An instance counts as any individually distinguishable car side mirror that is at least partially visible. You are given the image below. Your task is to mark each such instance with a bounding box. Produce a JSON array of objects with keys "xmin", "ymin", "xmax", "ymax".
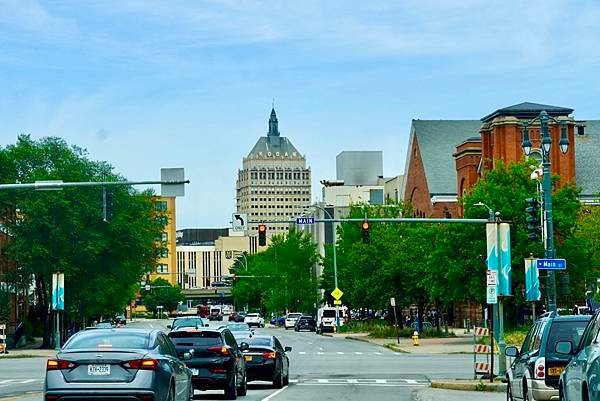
[
  {"xmin": 240, "ymin": 342, "xmax": 249, "ymax": 351},
  {"xmin": 505, "ymin": 346, "xmax": 519, "ymax": 357},
  {"xmin": 181, "ymin": 351, "xmax": 192, "ymax": 361},
  {"xmin": 556, "ymin": 341, "xmax": 573, "ymax": 355},
  {"xmin": 166, "ymin": 324, "xmax": 172, "ymax": 329},
  {"xmin": 285, "ymin": 346, "xmax": 292, "ymax": 352}
]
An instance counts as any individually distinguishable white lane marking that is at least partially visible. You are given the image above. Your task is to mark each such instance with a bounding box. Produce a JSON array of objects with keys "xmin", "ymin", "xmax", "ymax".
[
  {"xmin": 317, "ymin": 379, "xmax": 329, "ymax": 383},
  {"xmin": 296, "ymin": 383, "xmax": 427, "ymax": 387},
  {"xmin": 319, "ymin": 347, "xmax": 324, "ymax": 351},
  {"xmin": 317, "ymin": 352, "xmax": 324, "ymax": 355},
  {"xmin": 299, "ymin": 352, "xmax": 306, "ymax": 355},
  {"xmin": 348, "ymin": 379, "xmax": 359, "ymax": 384},
  {"xmin": 336, "ymin": 351, "xmax": 344, "ymax": 355},
  {"xmin": 261, "ymin": 385, "xmax": 289, "ymax": 401},
  {"xmin": 405, "ymin": 379, "xmax": 419, "ymax": 384},
  {"xmin": 375, "ymin": 379, "xmax": 386, "ymax": 384},
  {"xmin": 374, "ymin": 352, "xmax": 383, "ymax": 355},
  {"xmin": 19, "ymin": 379, "xmax": 36, "ymax": 383},
  {"xmin": 289, "ymin": 379, "xmax": 299, "ymax": 383},
  {"xmin": 308, "ymin": 342, "xmax": 313, "ymax": 345},
  {"xmin": 354, "ymin": 352, "xmax": 363, "ymax": 355}
]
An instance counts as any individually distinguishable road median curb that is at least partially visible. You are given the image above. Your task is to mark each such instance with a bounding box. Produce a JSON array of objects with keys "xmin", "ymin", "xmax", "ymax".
[
  {"xmin": 382, "ymin": 343, "xmax": 410, "ymax": 353},
  {"xmin": 430, "ymin": 380, "xmax": 506, "ymax": 392}
]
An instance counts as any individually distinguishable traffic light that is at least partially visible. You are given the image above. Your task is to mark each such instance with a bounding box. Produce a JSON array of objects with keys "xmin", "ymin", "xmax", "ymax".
[
  {"xmin": 102, "ymin": 187, "xmax": 113, "ymax": 222},
  {"xmin": 361, "ymin": 220, "xmax": 370, "ymax": 244},
  {"xmin": 258, "ymin": 224, "xmax": 267, "ymax": 246},
  {"xmin": 525, "ymin": 197, "xmax": 540, "ymax": 240}
]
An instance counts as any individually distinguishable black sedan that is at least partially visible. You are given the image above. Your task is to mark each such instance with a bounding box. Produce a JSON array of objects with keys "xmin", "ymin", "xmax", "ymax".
[
  {"xmin": 44, "ymin": 328, "xmax": 193, "ymax": 401},
  {"xmin": 294, "ymin": 316, "xmax": 316, "ymax": 332},
  {"xmin": 243, "ymin": 335, "xmax": 291, "ymax": 388}
]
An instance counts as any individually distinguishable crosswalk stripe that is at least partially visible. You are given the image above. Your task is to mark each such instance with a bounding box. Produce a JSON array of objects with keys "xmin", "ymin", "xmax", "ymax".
[
  {"xmin": 374, "ymin": 352, "xmax": 383, "ymax": 355},
  {"xmin": 299, "ymin": 352, "xmax": 306, "ymax": 355},
  {"xmin": 317, "ymin": 352, "xmax": 324, "ymax": 355},
  {"xmin": 354, "ymin": 352, "xmax": 363, "ymax": 355}
]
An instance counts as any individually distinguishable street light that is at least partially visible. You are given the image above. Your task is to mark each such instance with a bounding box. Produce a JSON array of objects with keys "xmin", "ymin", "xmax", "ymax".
[
  {"xmin": 521, "ymin": 110, "xmax": 570, "ymax": 313},
  {"xmin": 473, "ymin": 202, "xmax": 496, "ymax": 222},
  {"xmin": 304, "ymin": 204, "xmax": 341, "ymax": 328}
]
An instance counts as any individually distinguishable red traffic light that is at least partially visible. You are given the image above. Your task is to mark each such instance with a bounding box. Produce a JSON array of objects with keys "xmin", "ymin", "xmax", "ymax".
[
  {"xmin": 362, "ymin": 221, "xmax": 370, "ymax": 230},
  {"xmin": 258, "ymin": 224, "xmax": 266, "ymax": 232}
]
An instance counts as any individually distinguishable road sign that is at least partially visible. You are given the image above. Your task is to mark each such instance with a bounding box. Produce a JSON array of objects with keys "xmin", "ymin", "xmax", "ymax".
[
  {"xmin": 390, "ymin": 297, "xmax": 396, "ymax": 307},
  {"xmin": 333, "ymin": 300, "xmax": 342, "ymax": 305},
  {"xmin": 145, "ymin": 284, "xmax": 151, "ymax": 291},
  {"xmin": 295, "ymin": 216, "xmax": 315, "ymax": 225},
  {"xmin": 232, "ymin": 213, "xmax": 248, "ymax": 231},
  {"xmin": 486, "ymin": 270, "xmax": 497, "ymax": 286},
  {"xmin": 486, "ymin": 286, "xmax": 498, "ymax": 304},
  {"xmin": 0, "ymin": 324, "xmax": 5, "ymax": 330},
  {"xmin": 536, "ymin": 258, "xmax": 567, "ymax": 270},
  {"xmin": 161, "ymin": 168, "xmax": 186, "ymax": 197},
  {"xmin": 331, "ymin": 287, "xmax": 343, "ymax": 300}
]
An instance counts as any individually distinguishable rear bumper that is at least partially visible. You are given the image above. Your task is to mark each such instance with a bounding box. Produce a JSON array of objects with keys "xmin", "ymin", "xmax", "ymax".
[
  {"xmin": 530, "ymin": 378, "xmax": 559, "ymax": 401},
  {"xmin": 247, "ymin": 362, "xmax": 276, "ymax": 381},
  {"xmin": 191, "ymin": 374, "xmax": 228, "ymax": 390},
  {"xmin": 44, "ymin": 389, "xmax": 155, "ymax": 401}
]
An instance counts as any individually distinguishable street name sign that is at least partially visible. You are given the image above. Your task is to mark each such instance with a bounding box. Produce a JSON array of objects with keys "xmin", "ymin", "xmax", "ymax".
[
  {"xmin": 331, "ymin": 287, "xmax": 344, "ymax": 300},
  {"xmin": 536, "ymin": 258, "xmax": 567, "ymax": 270},
  {"xmin": 486, "ymin": 286, "xmax": 498, "ymax": 304},
  {"xmin": 295, "ymin": 217, "xmax": 315, "ymax": 225},
  {"xmin": 232, "ymin": 213, "xmax": 248, "ymax": 231}
]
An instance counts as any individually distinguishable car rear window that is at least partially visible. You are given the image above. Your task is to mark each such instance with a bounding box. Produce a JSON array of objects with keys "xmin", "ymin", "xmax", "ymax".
[
  {"xmin": 228, "ymin": 324, "xmax": 250, "ymax": 331},
  {"xmin": 168, "ymin": 331, "xmax": 222, "ymax": 346},
  {"xmin": 248, "ymin": 337, "xmax": 272, "ymax": 346},
  {"xmin": 173, "ymin": 319, "xmax": 203, "ymax": 328},
  {"xmin": 246, "ymin": 313, "xmax": 259, "ymax": 317},
  {"xmin": 322, "ymin": 310, "xmax": 336, "ymax": 317},
  {"xmin": 288, "ymin": 313, "xmax": 302, "ymax": 318},
  {"xmin": 65, "ymin": 332, "xmax": 148, "ymax": 349},
  {"xmin": 546, "ymin": 320, "xmax": 588, "ymax": 354}
]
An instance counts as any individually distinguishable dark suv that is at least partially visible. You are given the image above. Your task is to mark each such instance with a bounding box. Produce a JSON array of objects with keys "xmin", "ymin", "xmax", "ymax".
[
  {"xmin": 168, "ymin": 327, "xmax": 249, "ymax": 400},
  {"xmin": 505, "ymin": 312, "xmax": 591, "ymax": 401},
  {"xmin": 294, "ymin": 316, "xmax": 316, "ymax": 332}
]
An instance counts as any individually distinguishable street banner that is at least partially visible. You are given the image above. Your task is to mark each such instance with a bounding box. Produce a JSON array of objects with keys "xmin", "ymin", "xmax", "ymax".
[
  {"xmin": 52, "ymin": 273, "xmax": 65, "ymax": 311},
  {"xmin": 525, "ymin": 258, "xmax": 541, "ymax": 301},
  {"xmin": 486, "ymin": 223, "xmax": 512, "ymax": 296}
]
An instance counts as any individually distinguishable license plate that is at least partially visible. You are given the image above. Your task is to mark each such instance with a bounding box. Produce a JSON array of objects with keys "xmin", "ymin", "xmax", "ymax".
[
  {"xmin": 244, "ymin": 355, "xmax": 253, "ymax": 361},
  {"xmin": 548, "ymin": 367, "xmax": 564, "ymax": 376},
  {"xmin": 191, "ymin": 368, "xmax": 199, "ymax": 376},
  {"xmin": 87, "ymin": 364, "xmax": 110, "ymax": 376}
]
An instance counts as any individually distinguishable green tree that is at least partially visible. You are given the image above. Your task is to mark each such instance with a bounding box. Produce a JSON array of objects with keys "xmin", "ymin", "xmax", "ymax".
[
  {"xmin": 0, "ymin": 135, "xmax": 164, "ymax": 345},
  {"xmin": 0, "ymin": 288, "xmax": 10, "ymax": 323},
  {"xmin": 142, "ymin": 278, "xmax": 185, "ymax": 316},
  {"xmin": 232, "ymin": 229, "xmax": 320, "ymax": 316}
]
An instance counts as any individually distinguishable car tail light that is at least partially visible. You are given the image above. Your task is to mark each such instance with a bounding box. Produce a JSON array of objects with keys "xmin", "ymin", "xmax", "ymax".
[
  {"xmin": 535, "ymin": 357, "xmax": 545, "ymax": 379},
  {"xmin": 46, "ymin": 359, "xmax": 77, "ymax": 370},
  {"xmin": 207, "ymin": 346, "xmax": 230, "ymax": 356},
  {"xmin": 262, "ymin": 352, "xmax": 277, "ymax": 359},
  {"xmin": 211, "ymin": 368, "xmax": 227, "ymax": 373},
  {"xmin": 139, "ymin": 395, "xmax": 154, "ymax": 401},
  {"xmin": 124, "ymin": 359, "xmax": 159, "ymax": 370},
  {"xmin": 45, "ymin": 395, "xmax": 60, "ymax": 401}
]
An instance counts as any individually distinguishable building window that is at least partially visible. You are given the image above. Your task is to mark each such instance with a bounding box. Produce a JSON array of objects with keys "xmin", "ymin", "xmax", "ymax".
[
  {"xmin": 155, "ymin": 201, "xmax": 168, "ymax": 211},
  {"xmin": 157, "ymin": 263, "xmax": 168, "ymax": 273},
  {"xmin": 158, "ymin": 248, "xmax": 169, "ymax": 258},
  {"xmin": 156, "ymin": 216, "xmax": 169, "ymax": 226}
]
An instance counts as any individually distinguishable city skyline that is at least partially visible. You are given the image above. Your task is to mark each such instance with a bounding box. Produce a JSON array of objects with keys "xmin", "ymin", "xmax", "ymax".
[{"xmin": 1, "ymin": 1, "xmax": 600, "ymax": 228}]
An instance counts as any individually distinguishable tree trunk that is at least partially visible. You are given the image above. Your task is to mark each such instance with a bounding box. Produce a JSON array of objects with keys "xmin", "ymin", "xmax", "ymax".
[{"xmin": 38, "ymin": 275, "xmax": 52, "ymax": 348}]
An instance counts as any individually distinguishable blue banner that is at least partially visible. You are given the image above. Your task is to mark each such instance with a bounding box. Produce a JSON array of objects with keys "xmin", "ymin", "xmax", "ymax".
[
  {"xmin": 486, "ymin": 223, "xmax": 512, "ymax": 296},
  {"xmin": 525, "ymin": 258, "xmax": 541, "ymax": 301},
  {"xmin": 52, "ymin": 273, "xmax": 65, "ymax": 311}
]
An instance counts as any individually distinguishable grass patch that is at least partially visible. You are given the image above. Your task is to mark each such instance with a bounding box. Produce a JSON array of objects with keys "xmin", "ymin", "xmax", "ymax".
[
  {"xmin": 504, "ymin": 324, "xmax": 532, "ymax": 346},
  {"xmin": 338, "ymin": 320, "xmax": 456, "ymax": 338}
]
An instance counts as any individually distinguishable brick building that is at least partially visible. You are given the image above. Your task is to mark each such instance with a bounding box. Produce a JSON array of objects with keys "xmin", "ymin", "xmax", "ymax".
[{"xmin": 402, "ymin": 102, "xmax": 600, "ymax": 217}]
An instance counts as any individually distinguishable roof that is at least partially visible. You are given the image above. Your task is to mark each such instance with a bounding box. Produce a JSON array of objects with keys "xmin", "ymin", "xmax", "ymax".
[
  {"xmin": 575, "ymin": 120, "xmax": 600, "ymax": 197},
  {"xmin": 409, "ymin": 120, "xmax": 482, "ymax": 195},
  {"xmin": 482, "ymin": 102, "xmax": 574, "ymax": 123},
  {"xmin": 248, "ymin": 136, "xmax": 301, "ymax": 158}
]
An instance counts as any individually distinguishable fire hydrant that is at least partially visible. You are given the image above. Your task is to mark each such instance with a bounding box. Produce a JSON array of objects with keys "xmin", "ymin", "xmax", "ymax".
[
  {"xmin": 333, "ymin": 324, "xmax": 337, "ymax": 334},
  {"xmin": 412, "ymin": 330, "xmax": 420, "ymax": 346}
]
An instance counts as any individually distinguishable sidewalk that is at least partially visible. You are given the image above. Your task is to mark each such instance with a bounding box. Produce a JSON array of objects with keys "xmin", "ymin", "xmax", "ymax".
[{"xmin": 326, "ymin": 330, "xmax": 477, "ymax": 354}]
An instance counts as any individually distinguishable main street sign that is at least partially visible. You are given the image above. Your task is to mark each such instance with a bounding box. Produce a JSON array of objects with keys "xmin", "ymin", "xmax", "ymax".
[
  {"xmin": 331, "ymin": 287, "xmax": 344, "ymax": 300},
  {"xmin": 296, "ymin": 217, "xmax": 315, "ymax": 225},
  {"xmin": 536, "ymin": 258, "xmax": 567, "ymax": 270}
]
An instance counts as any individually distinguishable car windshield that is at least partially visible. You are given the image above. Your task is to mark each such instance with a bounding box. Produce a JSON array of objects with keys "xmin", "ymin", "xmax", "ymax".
[
  {"xmin": 96, "ymin": 322, "xmax": 113, "ymax": 329},
  {"xmin": 287, "ymin": 313, "xmax": 302, "ymax": 318},
  {"xmin": 546, "ymin": 320, "xmax": 589, "ymax": 354},
  {"xmin": 169, "ymin": 331, "xmax": 222, "ymax": 346},
  {"xmin": 65, "ymin": 331, "xmax": 149, "ymax": 349},
  {"xmin": 173, "ymin": 318, "xmax": 203, "ymax": 328},
  {"xmin": 248, "ymin": 337, "xmax": 272, "ymax": 347},
  {"xmin": 228, "ymin": 323, "xmax": 251, "ymax": 331}
]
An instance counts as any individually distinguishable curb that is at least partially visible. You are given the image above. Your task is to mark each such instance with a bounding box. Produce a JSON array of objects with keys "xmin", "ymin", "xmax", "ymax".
[
  {"xmin": 344, "ymin": 336, "xmax": 371, "ymax": 343},
  {"xmin": 430, "ymin": 380, "xmax": 506, "ymax": 393},
  {"xmin": 383, "ymin": 343, "xmax": 410, "ymax": 353},
  {"xmin": 321, "ymin": 333, "xmax": 334, "ymax": 337}
]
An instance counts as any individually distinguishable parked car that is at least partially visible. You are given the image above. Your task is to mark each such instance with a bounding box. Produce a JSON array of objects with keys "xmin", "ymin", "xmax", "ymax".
[
  {"xmin": 242, "ymin": 335, "xmax": 291, "ymax": 388},
  {"xmin": 168, "ymin": 326, "xmax": 248, "ymax": 400},
  {"xmin": 294, "ymin": 316, "xmax": 316, "ymax": 332},
  {"xmin": 504, "ymin": 312, "xmax": 590, "ymax": 401},
  {"xmin": 284, "ymin": 313, "xmax": 302, "ymax": 330},
  {"xmin": 558, "ymin": 310, "xmax": 600, "ymax": 401},
  {"xmin": 244, "ymin": 313, "xmax": 265, "ymax": 328},
  {"xmin": 114, "ymin": 315, "xmax": 127, "ymax": 325},
  {"xmin": 44, "ymin": 328, "xmax": 193, "ymax": 401},
  {"xmin": 209, "ymin": 307, "xmax": 224, "ymax": 321},
  {"xmin": 95, "ymin": 321, "xmax": 114, "ymax": 329},
  {"xmin": 229, "ymin": 312, "xmax": 239, "ymax": 322},
  {"xmin": 168, "ymin": 316, "xmax": 208, "ymax": 331},
  {"xmin": 227, "ymin": 323, "xmax": 254, "ymax": 342},
  {"xmin": 270, "ymin": 316, "xmax": 286, "ymax": 326}
]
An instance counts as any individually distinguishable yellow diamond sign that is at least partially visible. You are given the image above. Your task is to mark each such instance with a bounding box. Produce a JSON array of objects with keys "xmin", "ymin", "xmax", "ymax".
[{"xmin": 331, "ymin": 287, "xmax": 343, "ymax": 300}]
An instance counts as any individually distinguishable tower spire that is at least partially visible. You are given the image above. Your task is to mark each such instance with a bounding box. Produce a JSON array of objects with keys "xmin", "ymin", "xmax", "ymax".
[{"xmin": 268, "ymin": 106, "xmax": 279, "ymax": 136}]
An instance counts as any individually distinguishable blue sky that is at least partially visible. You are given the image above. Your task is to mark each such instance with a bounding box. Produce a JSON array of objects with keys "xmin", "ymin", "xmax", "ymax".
[{"xmin": 1, "ymin": 0, "xmax": 600, "ymax": 228}]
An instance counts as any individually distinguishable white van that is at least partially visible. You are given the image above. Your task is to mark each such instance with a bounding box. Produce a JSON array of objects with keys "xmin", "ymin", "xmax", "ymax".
[{"xmin": 317, "ymin": 306, "xmax": 347, "ymax": 333}]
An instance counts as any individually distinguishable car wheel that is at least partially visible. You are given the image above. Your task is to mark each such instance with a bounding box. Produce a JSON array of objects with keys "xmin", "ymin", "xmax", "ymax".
[
  {"xmin": 188, "ymin": 383, "xmax": 194, "ymax": 401},
  {"xmin": 283, "ymin": 369, "xmax": 289, "ymax": 386},
  {"xmin": 273, "ymin": 368, "xmax": 284, "ymax": 389},
  {"xmin": 506, "ymin": 380, "xmax": 513, "ymax": 401},
  {"xmin": 523, "ymin": 382, "xmax": 530, "ymax": 401},
  {"xmin": 237, "ymin": 372, "xmax": 247, "ymax": 396},
  {"xmin": 166, "ymin": 385, "xmax": 175, "ymax": 401},
  {"xmin": 224, "ymin": 372, "xmax": 237, "ymax": 400}
]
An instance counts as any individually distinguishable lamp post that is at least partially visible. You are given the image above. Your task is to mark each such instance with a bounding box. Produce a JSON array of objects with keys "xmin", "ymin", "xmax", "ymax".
[
  {"xmin": 305, "ymin": 204, "xmax": 340, "ymax": 328},
  {"xmin": 521, "ymin": 111, "xmax": 570, "ymax": 313},
  {"xmin": 474, "ymin": 202, "xmax": 506, "ymax": 376}
]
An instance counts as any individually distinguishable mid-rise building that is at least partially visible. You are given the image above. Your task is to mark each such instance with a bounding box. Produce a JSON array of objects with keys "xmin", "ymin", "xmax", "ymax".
[
  {"xmin": 236, "ymin": 108, "xmax": 311, "ymax": 234},
  {"xmin": 150, "ymin": 196, "xmax": 177, "ymax": 285}
]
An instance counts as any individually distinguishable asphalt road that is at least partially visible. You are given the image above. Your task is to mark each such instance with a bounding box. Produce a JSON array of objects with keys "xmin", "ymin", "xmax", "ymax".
[{"xmin": 0, "ymin": 318, "xmax": 504, "ymax": 401}]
